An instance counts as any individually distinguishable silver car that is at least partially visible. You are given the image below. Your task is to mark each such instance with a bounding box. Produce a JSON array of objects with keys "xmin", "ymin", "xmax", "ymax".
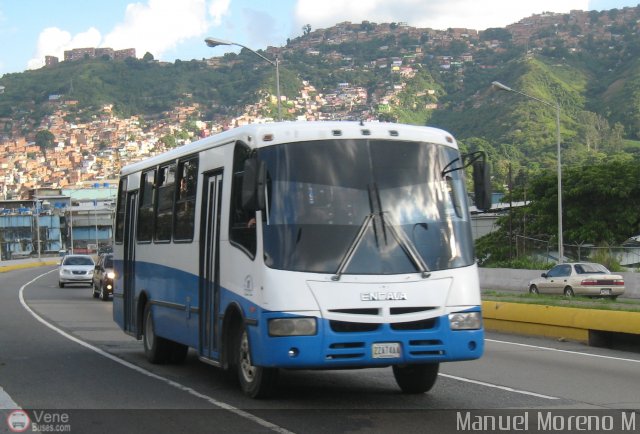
[
  {"xmin": 59, "ymin": 254, "xmax": 95, "ymax": 288},
  {"xmin": 528, "ymin": 262, "xmax": 625, "ymax": 299}
]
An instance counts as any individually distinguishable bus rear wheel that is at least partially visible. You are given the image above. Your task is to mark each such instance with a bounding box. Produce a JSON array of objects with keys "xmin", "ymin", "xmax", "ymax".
[
  {"xmin": 236, "ymin": 324, "xmax": 278, "ymax": 399},
  {"xmin": 142, "ymin": 303, "xmax": 189, "ymax": 364},
  {"xmin": 393, "ymin": 363, "xmax": 439, "ymax": 394},
  {"xmin": 143, "ymin": 303, "xmax": 172, "ymax": 364}
]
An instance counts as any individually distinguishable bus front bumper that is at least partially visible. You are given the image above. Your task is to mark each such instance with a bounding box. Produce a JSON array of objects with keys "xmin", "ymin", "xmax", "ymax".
[{"xmin": 249, "ymin": 311, "xmax": 484, "ymax": 369}]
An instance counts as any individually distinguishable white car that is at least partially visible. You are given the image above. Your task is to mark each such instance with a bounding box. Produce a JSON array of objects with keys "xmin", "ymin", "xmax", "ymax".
[
  {"xmin": 528, "ymin": 262, "xmax": 625, "ymax": 299},
  {"xmin": 59, "ymin": 254, "xmax": 95, "ymax": 288}
]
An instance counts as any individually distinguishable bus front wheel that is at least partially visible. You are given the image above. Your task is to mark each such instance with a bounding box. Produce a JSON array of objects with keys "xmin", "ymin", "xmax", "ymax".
[
  {"xmin": 236, "ymin": 324, "xmax": 278, "ymax": 399},
  {"xmin": 393, "ymin": 363, "xmax": 439, "ymax": 394}
]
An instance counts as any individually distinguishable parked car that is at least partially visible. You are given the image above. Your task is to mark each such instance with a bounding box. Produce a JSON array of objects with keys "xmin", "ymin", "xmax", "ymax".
[
  {"xmin": 59, "ymin": 254, "xmax": 95, "ymax": 288},
  {"xmin": 528, "ymin": 262, "xmax": 624, "ymax": 299},
  {"xmin": 92, "ymin": 253, "xmax": 114, "ymax": 301}
]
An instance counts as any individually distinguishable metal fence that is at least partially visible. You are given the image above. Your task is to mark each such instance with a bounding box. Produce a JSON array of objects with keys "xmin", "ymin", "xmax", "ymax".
[{"xmin": 515, "ymin": 235, "xmax": 640, "ymax": 270}]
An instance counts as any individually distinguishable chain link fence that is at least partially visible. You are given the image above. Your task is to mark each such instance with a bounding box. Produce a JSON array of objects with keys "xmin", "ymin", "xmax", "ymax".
[{"xmin": 515, "ymin": 235, "xmax": 640, "ymax": 271}]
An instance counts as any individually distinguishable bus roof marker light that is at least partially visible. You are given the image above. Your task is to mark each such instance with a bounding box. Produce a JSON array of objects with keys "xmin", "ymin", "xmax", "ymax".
[{"xmin": 262, "ymin": 134, "xmax": 274, "ymax": 142}]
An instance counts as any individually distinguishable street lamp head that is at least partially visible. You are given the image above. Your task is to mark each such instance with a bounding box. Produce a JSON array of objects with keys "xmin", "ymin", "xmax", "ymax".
[
  {"xmin": 491, "ymin": 81, "xmax": 513, "ymax": 92},
  {"xmin": 204, "ymin": 37, "xmax": 234, "ymax": 48},
  {"xmin": 204, "ymin": 35, "xmax": 281, "ymax": 121}
]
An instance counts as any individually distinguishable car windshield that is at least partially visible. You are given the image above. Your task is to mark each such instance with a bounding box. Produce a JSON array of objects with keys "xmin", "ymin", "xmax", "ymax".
[
  {"xmin": 63, "ymin": 256, "xmax": 94, "ymax": 266},
  {"xmin": 575, "ymin": 263, "xmax": 609, "ymax": 274},
  {"xmin": 104, "ymin": 256, "xmax": 113, "ymax": 268},
  {"xmin": 258, "ymin": 138, "xmax": 474, "ymax": 274}
]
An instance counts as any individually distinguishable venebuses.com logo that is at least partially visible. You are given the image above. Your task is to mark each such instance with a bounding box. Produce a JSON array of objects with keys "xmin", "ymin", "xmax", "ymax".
[{"xmin": 6, "ymin": 410, "xmax": 30, "ymax": 433}]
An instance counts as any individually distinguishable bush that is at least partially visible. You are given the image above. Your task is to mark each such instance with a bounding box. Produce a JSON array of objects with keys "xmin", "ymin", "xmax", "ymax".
[
  {"xmin": 481, "ymin": 257, "xmax": 552, "ymax": 270},
  {"xmin": 589, "ymin": 247, "xmax": 624, "ymax": 272}
]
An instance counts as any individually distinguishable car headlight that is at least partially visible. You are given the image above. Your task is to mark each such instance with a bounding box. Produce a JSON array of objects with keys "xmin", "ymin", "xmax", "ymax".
[
  {"xmin": 449, "ymin": 312, "xmax": 482, "ymax": 330},
  {"xmin": 268, "ymin": 317, "xmax": 317, "ymax": 336},
  {"xmin": 107, "ymin": 271, "xmax": 116, "ymax": 279}
]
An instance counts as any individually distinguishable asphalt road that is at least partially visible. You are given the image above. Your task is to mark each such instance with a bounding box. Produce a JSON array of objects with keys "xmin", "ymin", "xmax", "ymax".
[{"xmin": 1, "ymin": 266, "xmax": 639, "ymax": 433}]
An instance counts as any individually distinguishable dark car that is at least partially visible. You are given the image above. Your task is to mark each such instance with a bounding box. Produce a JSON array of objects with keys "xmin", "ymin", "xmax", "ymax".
[{"xmin": 92, "ymin": 253, "xmax": 114, "ymax": 301}]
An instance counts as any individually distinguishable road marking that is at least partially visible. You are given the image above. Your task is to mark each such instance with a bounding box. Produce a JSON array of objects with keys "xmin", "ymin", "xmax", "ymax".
[
  {"xmin": 487, "ymin": 338, "xmax": 640, "ymax": 364},
  {"xmin": 0, "ymin": 386, "xmax": 20, "ymax": 409},
  {"xmin": 438, "ymin": 373, "xmax": 559, "ymax": 400},
  {"xmin": 19, "ymin": 271, "xmax": 295, "ymax": 434}
]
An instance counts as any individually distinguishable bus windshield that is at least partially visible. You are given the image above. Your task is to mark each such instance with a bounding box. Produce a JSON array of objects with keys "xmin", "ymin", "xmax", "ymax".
[{"xmin": 259, "ymin": 139, "xmax": 474, "ymax": 274}]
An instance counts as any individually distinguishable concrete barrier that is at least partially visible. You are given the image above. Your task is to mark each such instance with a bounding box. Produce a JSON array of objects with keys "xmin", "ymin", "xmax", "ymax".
[
  {"xmin": 479, "ymin": 268, "xmax": 640, "ymax": 299},
  {"xmin": 0, "ymin": 258, "xmax": 60, "ymax": 273},
  {"xmin": 482, "ymin": 300, "xmax": 640, "ymax": 343}
]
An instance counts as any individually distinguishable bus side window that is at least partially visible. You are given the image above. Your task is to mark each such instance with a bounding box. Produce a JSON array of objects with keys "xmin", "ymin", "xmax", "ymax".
[
  {"xmin": 229, "ymin": 142, "xmax": 256, "ymax": 257},
  {"xmin": 137, "ymin": 169, "xmax": 156, "ymax": 242},
  {"xmin": 155, "ymin": 163, "xmax": 176, "ymax": 242},
  {"xmin": 114, "ymin": 178, "xmax": 127, "ymax": 244},
  {"xmin": 174, "ymin": 158, "xmax": 198, "ymax": 241}
]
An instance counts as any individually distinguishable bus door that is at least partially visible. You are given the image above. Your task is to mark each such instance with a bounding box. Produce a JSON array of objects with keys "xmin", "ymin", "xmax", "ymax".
[
  {"xmin": 199, "ymin": 170, "xmax": 223, "ymax": 359},
  {"xmin": 123, "ymin": 191, "xmax": 138, "ymax": 336}
]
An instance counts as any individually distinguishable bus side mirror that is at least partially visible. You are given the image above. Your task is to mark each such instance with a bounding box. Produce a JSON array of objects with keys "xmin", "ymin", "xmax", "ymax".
[
  {"xmin": 473, "ymin": 159, "xmax": 492, "ymax": 212},
  {"xmin": 242, "ymin": 159, "xmax": 266, "ymax": 211}
]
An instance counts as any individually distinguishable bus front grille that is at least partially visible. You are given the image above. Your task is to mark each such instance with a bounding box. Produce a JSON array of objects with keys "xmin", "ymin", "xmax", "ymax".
[{"xmin": 330, "ymin": 321, "xmax": 380, "ymax": 333}]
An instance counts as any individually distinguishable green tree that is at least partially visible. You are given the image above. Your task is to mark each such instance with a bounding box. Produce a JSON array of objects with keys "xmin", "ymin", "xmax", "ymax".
[
  {"xmin": 159, "ymin": 135, "xmax": 176, "ymax": 148},
  {"xmin": 35, "ymin": 130, "xmax": 55, "ymax": 151},
  {"xmin": 477, "ymin": 157, "xmax": 640, "ymax": 265}
]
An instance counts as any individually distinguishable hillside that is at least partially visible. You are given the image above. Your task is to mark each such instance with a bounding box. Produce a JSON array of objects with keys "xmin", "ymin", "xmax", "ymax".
[{"xmin": 3, "ymin": 6, "xmax": 640, "ymax": 196}]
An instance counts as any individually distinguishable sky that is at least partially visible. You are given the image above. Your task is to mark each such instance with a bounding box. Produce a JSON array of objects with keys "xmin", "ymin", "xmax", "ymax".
[{"xmin": 0, "ymin": 0, "xmax": 638, "ymax": 76}]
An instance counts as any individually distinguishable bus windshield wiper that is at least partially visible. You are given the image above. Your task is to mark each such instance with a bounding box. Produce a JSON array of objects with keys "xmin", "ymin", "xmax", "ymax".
[
  {"xmin": 380, "ymin": 212, "xmax": 431, "ymax": 279},
  {"xmin": 332, "ymin": 182, "xmax": 431, "ymax": 281},
  {"xmin": 372, "ymin": 180, "xmax": 430, "ymax": 278},
  {"xmin": 331, "ymin": 211, "xmax": 431, "ymax": 281},
  {"xmin": 332, "ymin": 213, "xmax": 375, "ymax": 281}
]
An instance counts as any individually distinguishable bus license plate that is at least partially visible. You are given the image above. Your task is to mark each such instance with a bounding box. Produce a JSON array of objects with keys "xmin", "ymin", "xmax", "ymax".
[
  {"xmin": 372, "ymin": 342, "xmax": 401, "ymax": 359},
  {"xmin": 600, "ymin": 288, "xmax": 612, "ymax": 295}
]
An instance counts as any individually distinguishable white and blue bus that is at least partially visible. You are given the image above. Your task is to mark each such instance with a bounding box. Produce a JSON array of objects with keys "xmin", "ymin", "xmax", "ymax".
[{"xmin": 112, "ymin": 121, "xmax": 491, "ymax": 398}]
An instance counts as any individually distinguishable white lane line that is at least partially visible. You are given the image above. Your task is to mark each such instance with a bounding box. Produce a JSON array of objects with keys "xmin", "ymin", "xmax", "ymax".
[
  {"xmin": 19, "ymin": 271, "xmax": 295, "ymax": 434},
  {"xmin": 487, "ymin": 338, "xmax": 640, "ymax": 364},
  {"xmin": 438, "ymin": 373, "xmax": 559, "ymax": 400},
  {"xmin": 0, "ymin": 386, "xmax": 20, "ymax": 409}
]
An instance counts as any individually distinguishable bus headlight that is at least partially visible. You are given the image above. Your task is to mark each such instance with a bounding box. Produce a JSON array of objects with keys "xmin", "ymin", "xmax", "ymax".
[
  {"xmin": 449, "ymin": 312, "xmax": 482, "ymax": 330},
  {"xmin": 269, "ymin": 318, "xmax": 317, "ymax": 336}
]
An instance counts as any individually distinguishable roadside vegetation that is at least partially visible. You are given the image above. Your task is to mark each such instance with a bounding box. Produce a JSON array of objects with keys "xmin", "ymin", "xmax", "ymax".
[{"xmin": 482, "ymin": 290, "xmax": 640, "ymax": 312}]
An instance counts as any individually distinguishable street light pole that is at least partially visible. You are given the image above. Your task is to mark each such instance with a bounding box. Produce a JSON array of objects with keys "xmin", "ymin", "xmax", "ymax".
[
  {"xmin": 205, "ymin": 37, "xmax": 282, "ymax": 121},
  {"xmin": 69, "ymin": 203, "xmax": 74, "ymax": 254},
  {"xmin": 35, "ymin": 201, "xmax": 41, "ymax": 259},
  {"xmin": 492, "ymin": 81, "xmax": 564, "ymax": 263}
]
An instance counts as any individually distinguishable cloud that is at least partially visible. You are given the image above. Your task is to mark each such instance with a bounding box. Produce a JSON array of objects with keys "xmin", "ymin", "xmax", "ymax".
[
  {"xmin": 103, "ymin": 0, "xmax": 212, "ymax": 59},
  {"xmin": 209, "ymin": 0, "xmax": 232, "ymax": 26},
  {"xmin": 242, "ymin": 8, "xmax": 280, "ymax": 48},
  {"xmin": 293, "ymin": 0, "xmax": 590, "ymax": 32},
  {"xmin": 27, "ymin": 27, "xmax": 102, "ymax": 70},
  {"xmin": 26, "ymin": 0, "xmax": 231, "ymax": 69}
]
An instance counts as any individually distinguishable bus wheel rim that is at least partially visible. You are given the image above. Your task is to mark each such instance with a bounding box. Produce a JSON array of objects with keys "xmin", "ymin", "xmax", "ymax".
[
  {"xmin": 145, "ymin": 310, "xmax": 154, "ymax": 347},
  {"xmin": 240, "ymin": 331, "xmax": 256, "ymax": 382}
]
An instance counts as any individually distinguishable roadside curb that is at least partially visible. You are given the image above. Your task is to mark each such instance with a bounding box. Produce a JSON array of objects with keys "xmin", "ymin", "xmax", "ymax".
[
  {"xmin": 0, "ymin": 260, "xmax": 59, "ymax": 273},
  {"xmin": 482, "ymin": 300, "xmax": 640, "ymax": 343}
]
